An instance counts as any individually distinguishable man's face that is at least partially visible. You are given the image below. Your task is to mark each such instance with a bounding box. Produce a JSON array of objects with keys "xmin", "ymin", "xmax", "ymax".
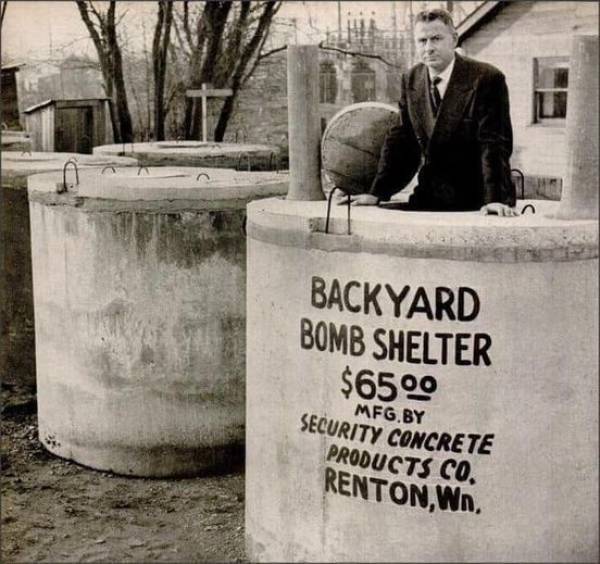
[{"xmin": 414, "ymin": 19, "xmax": 457, "ymax": 74}]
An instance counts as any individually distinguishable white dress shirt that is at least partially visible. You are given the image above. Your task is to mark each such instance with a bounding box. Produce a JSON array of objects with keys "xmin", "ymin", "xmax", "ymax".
[{"xmin": 429, "ymin": 56, "xmax": 456, "ymax": 100}]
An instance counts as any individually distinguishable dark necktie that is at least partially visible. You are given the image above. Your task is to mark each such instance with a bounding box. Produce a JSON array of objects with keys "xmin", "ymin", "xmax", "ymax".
[{"xmin": 431, "ymin": 76, "xmax": 442, "ymax": 114}]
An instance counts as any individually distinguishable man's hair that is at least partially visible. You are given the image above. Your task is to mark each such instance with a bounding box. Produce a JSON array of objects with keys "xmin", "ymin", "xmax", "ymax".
[{"xmin": 414, "ymin": 8, "xmax": 455, "ymax": 30}]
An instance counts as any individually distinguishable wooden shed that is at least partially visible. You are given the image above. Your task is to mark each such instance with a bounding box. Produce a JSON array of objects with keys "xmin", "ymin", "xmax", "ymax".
[
  {"xmin": 23, "ymin": 98, "xmax": 113, "ymax": 153},
  {"xmin": 1, "ymin": 62, "xmax": 24, "ymax": 129}
]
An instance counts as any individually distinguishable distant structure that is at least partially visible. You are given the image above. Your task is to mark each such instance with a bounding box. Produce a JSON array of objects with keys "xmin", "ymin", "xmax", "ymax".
[
  {"xmin": 1, "ymin": 63, "xmax": 25, "ymax": 129},
  {"xmin": 458, "ymin": 0, "xmax": 599, "ymax": 198},
  {"xmin": 24, "ymin": 98, "xmax": 113, "ymax": 153}
]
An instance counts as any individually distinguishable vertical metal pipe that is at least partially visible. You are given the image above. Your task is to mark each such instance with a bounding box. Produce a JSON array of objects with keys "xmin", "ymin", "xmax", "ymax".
[
  {"xmin": 556, "ymin": 35, "xmax": 599, "ymax": 219},
  {"xmin": 286, "ymin": 45, "xmax": 325, "ymax": 201}
]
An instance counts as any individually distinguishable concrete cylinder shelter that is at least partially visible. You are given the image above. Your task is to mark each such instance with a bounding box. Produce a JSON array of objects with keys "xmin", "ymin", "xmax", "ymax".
[
  {"xmin": 245, "ymin": 198, "xmax": 598, "ymax": 562},
  {"xmin": 1, "ymin": 151, "xmax": 137, "ymax": 386},
  {"xmin": 93, "ymin": 140, "xmax": 281, "ymax": 171},
  {"xmin": 29, "ymin": 166, "xmax": 288, "ymax": 477},
  {"xmin": 286, "ymin": 45, "xmax": 324, "ymax": 201},
  {"xmin": 556, "ymin": 35, "xmax": 599, "ymax": 219}
]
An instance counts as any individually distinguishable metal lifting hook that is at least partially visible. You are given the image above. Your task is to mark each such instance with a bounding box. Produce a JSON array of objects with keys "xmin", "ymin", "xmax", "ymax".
[
  {"xmin": 60, "ymin": 159, "xmax": 79, "ymax": 193},
  {"xmin": 521, "ymin": 204, "xmax": 536, "ymax": 215},
  {"xmin": 137, "ymin": 166, "xmax": 149, "ymax": 176},
  {"xmin": 196, "ymin": 172, "xmax": 210, "ymax": 181},
  {"xmin": 325, "ymin": 186, "xmax": 351, "ymax": 235},
  {"xmin": 511, "ymin": 168, "xmax": 525, "ymax": 200},
  {"xmin": 101, "ymin": 166, "xmax": 116, "ymax": 174}
]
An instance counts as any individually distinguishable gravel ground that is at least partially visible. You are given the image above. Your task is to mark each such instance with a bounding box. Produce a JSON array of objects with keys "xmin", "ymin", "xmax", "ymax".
[{"xmin": 1, "ymin": 383, "xmax": 247, "ymax": 563}]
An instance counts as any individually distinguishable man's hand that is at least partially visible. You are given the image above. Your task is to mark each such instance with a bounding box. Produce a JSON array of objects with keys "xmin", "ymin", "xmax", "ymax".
[
  {"xmin": 480, "ymin": 202, "xmax": 519, "ymax": 217},
  {"xmin": 336, "ymin": 194, "xmax": 379, "ymax": 206}
]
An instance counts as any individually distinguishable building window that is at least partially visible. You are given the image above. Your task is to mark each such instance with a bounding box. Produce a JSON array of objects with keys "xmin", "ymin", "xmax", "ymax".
[
  {"xmin": 533, "ymin": 57, "xmax": 569, "ymax": 123},
  {"xmin": 319, "ymin": 61, "xmax": 337, "ymax": 104},
  {"xmin": 351, "ymin": 60, "xmax": 376, "ymax": 103}
]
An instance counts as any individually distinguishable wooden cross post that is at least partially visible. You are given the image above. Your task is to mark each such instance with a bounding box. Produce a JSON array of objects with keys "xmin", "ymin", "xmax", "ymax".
[{"xmin": 186, "ymin": 83, "xmax": 233, "ymax": 142}]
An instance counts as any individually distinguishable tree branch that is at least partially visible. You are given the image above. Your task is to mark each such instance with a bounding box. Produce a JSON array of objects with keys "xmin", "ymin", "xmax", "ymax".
[
  {"xmin": 318, "ymin": 41, "xmax": 401, "ymax": 68},
  {"xmin": 0, "ymin": 1, "xmax": 8, "ymax": 30}
]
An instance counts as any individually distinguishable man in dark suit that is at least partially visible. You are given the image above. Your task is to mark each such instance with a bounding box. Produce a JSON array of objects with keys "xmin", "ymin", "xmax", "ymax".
[{"xmin": 347, "ymin": 8, "xmax": 518, "ymax": 216}]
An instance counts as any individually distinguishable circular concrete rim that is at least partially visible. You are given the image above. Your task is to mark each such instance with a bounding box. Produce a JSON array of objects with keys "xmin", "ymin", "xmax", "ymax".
[
  {"xmin": 93, "ymin": 141, "xmax": 280, "ymax": 156},
  {"xmin": 247, "ymin": 198, "xmax": 599, "ymax": 263},
  {"xmin": 27, "ymin": 167, "xmax": 289, "ymax": 209}
]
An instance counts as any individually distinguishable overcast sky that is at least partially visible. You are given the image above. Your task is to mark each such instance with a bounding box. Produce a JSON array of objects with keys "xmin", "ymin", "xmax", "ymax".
[{"xmin": 1, "ymin": 1, "xmax": 480, "ymax": 62}]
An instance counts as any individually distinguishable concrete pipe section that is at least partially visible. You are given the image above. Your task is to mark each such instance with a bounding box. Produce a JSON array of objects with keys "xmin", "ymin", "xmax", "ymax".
[
  {"xmin": 246, "ymin": 199, "xmax": 598, "ymax": 562},
  {"xmin": 28, "ymin": 166, "xmax": 288, "ymax": 477},
  {"xmin": 1, "ymin": 151, "xmax": 138, "ymax": 387},
  {"xmin": 1, "ymin": 130, "xmax": 32, "ymax": 152},
  {"xmin": 93, "ymin": 140, "xmax": 281, "ymax": 171}
]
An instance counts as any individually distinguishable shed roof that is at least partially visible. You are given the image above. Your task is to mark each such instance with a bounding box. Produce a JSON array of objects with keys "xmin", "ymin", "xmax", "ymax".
[
  {"xmin": 457, "ymin": 1, "xmax": 507, "ymax": 44},
  {"xmin": 1, "ymin": 62, "xmax": 26, "ymax": 72},
  {"xmin": 24, "ymin": 98, "xmax": 111, "ymax": 114}
]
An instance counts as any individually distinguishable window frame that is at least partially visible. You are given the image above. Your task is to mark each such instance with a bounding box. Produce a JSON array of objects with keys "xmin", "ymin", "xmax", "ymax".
[{"xmin": 532, "ymin": 56, "xmax": 569, "ymax": 126}]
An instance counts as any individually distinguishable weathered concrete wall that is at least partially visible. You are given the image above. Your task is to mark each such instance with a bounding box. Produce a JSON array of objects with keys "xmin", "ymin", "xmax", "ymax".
[
  {"xmin": 1, "ymin": 152, "xmax": 138, "ymax": 387},
  {"xmin": 29, "ymin": 169, "xmax": 288, "ymax": 477},
  {"xmin": 245, "ymin": 198, "xmax": 599, "ymax": 562}
]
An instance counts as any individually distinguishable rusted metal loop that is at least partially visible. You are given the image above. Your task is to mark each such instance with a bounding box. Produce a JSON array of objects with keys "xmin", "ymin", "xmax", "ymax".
[
  {"xmin": 325, "ymin": 186, "xmax": 351, "ymax": 235},
  {"xmin": 521, "ymin": 204, "xmax": 536, "ymax": 215},
  {"xmin": 1, "ymin": 122, "xmax": 7, "ymax": 130},
  {"xmin": 196, "ymin": 172, "xmax": 210, "ymax": 181},
  {"xmin": 511, "ymin": 167, "xmax": 525, "ymax": 200},
  {"xmin": 101, "ymin": 165, "xmax": 116, "ymax": 174},
  {"xmin": 137, "ymin": 166, "xmax": 149, "ymax": 176},
  {"xmin": 237, "ymin": 152, "xmax": 251, "ymax": 171},
  {"xmin": 20, "ymin": 150, "xmax": 32, "ymax": 156},
  {"xmin": 269, "ymin": 151, "xmax": 279, "ymax": 172},
  {"xmin": 176, "ymin": 135, "xmax": 183, "ymax": 143},
  {"xmin": 60, "ymin": 159, "xmax": 79, "ymax": 193}
]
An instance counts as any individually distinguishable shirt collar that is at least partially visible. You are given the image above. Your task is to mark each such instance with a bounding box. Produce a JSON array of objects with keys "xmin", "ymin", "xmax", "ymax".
[{"xmin": 429, "ymin": 55, "xmax": 456, "ymax": 84}]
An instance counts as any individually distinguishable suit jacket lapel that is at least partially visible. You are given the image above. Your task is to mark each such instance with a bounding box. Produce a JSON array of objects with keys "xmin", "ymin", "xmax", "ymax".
[
  {"xmin": 430, "ymin": 55, "xmax": 475, "ymax": 147},
  {"xmin": 407, "ymin": 66, "xmax": 436, "ymax": 148}
]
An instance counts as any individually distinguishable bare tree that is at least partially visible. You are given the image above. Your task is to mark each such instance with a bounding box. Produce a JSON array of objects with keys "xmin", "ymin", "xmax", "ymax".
[
  {"xmin": 0, "ymin": 1, "xmax": 8, "ymax": 30},
  {"xmin": 75, "ymin": 0, "xmax": 134, "ymax": 143},
  {"xmin": 172, "ymin": 1, "xmax": 282, "ymax": 141},
  {"xmin": 152, "ymin": 0, "xmax": 173, "ymax": 141}
]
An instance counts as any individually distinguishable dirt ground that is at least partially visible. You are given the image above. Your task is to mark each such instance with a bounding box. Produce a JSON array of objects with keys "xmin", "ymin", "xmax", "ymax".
[{"xmin": 1, "ymin": 383, "xmax": 247, "ymax": 563}]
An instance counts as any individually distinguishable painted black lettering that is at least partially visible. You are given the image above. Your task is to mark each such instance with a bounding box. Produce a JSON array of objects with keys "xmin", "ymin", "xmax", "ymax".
[
  {"xmin": 406, "ymin": 331, "xmax": 422, "ymax": 363},
  {"xmin": 329, "ymin": 323, "xmax": 348, "ymax": 354},
  {"xmin": 458, "ymin": 287, "xmax": 480, "ymax": 321},
  {"xmin": 353, "ymin": 473, "xmax": 369, "ymax": 499},
  {"xmin": 338, "ymin": 470, "xmax": 352, "ymax": 496},
  {"xmin": 435, "ymin": 287, "xmax": 456, "ymax": 321},
  {"xmin": 372, "ymin": 328, "xmax": 387, "ymax": 360},
  {"xmin": 407, "ymin": 286, "xmax": 434, "ymax": 320},
  {"xmin": 473, "ymin": 333, "xmax": 492, "ymax": 366},
  {"xmin": 311, "ymin": 276, "xmax": 327, "ymax": 309},
  {"xmin": 478, "ymin": 434, "xmax": 495, "ymax": 455},
  {"xmin": 300, "ymin": 318, "xmax": 314, "ymax": 349},
  {"xmin": 328, "ymin": 279, "xmax": 343, "ymax": 311},
  {"xmin": 455, "ymin": 333, "xmax": 472, "ymax": 366},
  {"xmin": 325, "ymin": 467, "xmax": 337, "ymax": 493},
  {"xmin": 385, "ymin": 284, "xmax": 410, "ymax": 318},
  {"xmin": 350, "ymin": 325, "xmax": 365, "ymax": 356},
  {"xmin": 343, "ymin": 280, "xmax": 361, "ymax": 313},
  {"xmin": 369, "ymin": 476, "xmax": 388, "ymax": 502},
  {"xmin": 300, "ymin": 413, "xmax": 308, "ymax": 432},
  {"xmin": 435, "ymin": 333, "xmax": 453, "ymax": 365},
  {"xmin": 364, "ymin": 283, "xmax": 383, "ymax": 316}
]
